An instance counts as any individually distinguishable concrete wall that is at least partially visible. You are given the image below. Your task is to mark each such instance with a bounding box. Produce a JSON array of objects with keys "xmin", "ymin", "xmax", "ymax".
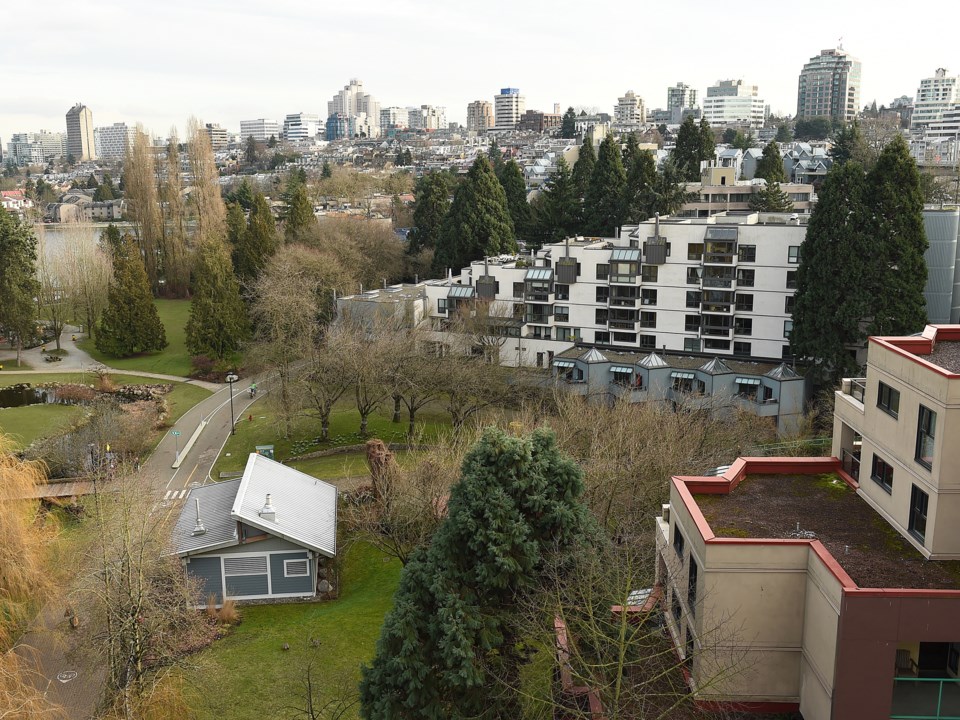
[{"xmin": 798, "ymin": 551, "xmax": 843, "ymax": 719}]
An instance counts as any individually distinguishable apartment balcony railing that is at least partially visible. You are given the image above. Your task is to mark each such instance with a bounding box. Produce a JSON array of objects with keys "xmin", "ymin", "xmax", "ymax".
[
  {"xmin": 701, "ymin": 303, "xmax": 733, "ymax": 314},
  {"xmin": 891, "ymin": 677, "xmax": 960, "ymax": 719},
  {"xmin": 841, "ymin": 448, "xmax": 861, "ymax": 481},
  {"xmin": 701, "ymin": 277, "xmax": 734, "ymax": 289},
  {"xmin": 608, "ymin": 320, "xmax": 638, "ymax": 331},
  {"xmin": 849, "ymin": 378, "xmax": 867, "ymax": 403},
  {"xmin": 610, "ymin": 298, "xmax": 637, "ymax": 307},
  {"xmin": 703, "ymin": 253, "xmax": 736, "ymax": 265},
  {"xmin": 701, "ymin": 326, "xmax": 733, "ymax": 338}
]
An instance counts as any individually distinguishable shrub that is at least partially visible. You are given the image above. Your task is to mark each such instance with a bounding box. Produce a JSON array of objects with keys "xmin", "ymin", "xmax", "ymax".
[{"xmin": 217, "ymin": 599, "xmax": 240, "ymax": 626}]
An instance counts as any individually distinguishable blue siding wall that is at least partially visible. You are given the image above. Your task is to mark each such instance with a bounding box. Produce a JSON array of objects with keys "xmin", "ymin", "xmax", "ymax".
[
  {"xmin": 187, "ymin": 557, "xmax": 223, "ymax": 604},
  {"xmin": 269, "ymin": 552, "xmax": 314, "ymax": 595},
  {"xmin": 225, "ymin": 573, "xmax": 269, "ymax": 597}
]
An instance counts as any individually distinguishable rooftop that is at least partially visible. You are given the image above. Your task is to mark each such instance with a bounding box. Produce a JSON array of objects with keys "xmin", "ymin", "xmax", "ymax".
[
  {"xmin": 695, "ymin": 473, "xmax": 960, "ymax": 590},
  {"xmin": 920, "ymin": 339, "xmax": 960, "ymax": 374},
  {"xmin": 554, "ymin": 347, "xmax": 798, "ymax": 377}
]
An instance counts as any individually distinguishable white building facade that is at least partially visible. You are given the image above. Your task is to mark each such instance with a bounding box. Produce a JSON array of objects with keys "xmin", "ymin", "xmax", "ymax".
[
  {"xmin": 283, "ymin": 113, "xmax": 321, "ymax": 141},
  {"xmin": 494, "ymin": 88, "xmax": 525, "ymax": 131},
  {"xmin": 6, "ymin": 131, "xmax": 66, "ymax": 165},
  {"xmin": 94, "ymin": 122, "xmax": 137, "ymax": 160},
  {"xmin": 911, "ymin": 68, "xmax": 960, "ymax": 131},
  {"xmin": 615, "ymin": 90, "xmax": 646, "ymax": 126},
  {"xmin": 240, "ymin": 119, "xmax": 281, "ymax": 143},
  {"xmin": 702, "ymin": 80, "xmax": 765, "ymax": 127},
  {"xmin": 327, "ymin": 79, "xmax": 381, "ymax": 138}
]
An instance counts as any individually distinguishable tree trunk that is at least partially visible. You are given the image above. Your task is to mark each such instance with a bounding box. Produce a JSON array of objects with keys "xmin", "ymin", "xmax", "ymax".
[
  {"xmin": 321, "ymin": 418, "xmax": 329, "ymax": 441},
  {"xmin": 360, "ymin": 413, "xmax": 368, "ymax": 435},
  {"xmin": 392, "ymin": 395, "xmax": 401, "ymax": 423},
  {"xmin": 408, "ymin": 410, "xmax": 416, "ymax": 440}
]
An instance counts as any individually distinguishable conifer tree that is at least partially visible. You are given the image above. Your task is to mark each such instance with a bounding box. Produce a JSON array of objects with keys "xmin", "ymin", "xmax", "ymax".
[
  {"xmin": 498, "ymin": 160, "xmax": 533, "ymax": 243},
  {"xmin": 0, "ymin": 210, "xmax": 39, "ymax": 366},
  {"xmin": 865, "ymin": 134, "xmax": 928, "ymax": 336},
  {"xmin": 560, "ymin": 107, "xmax": 577, "ymax": 138},
  {"xmin": 672, "ymin": 115, "xmax": 702, "ymax": 181},
  {"xmin": 321, "ymin": 161, "xmax": 333, "ymax": 179},
  {"xmin": 232, "ymin": 192, "xmax": 277, "ymax": 286},
  {"xmin": 699, "ymin": 118, "xmax": 716, "ymax": 166},
  {"xmin": 407, "ymin": 173, "xmax": 450, "ymax": 255},
  {"xmin": 830, "ymin": 120, "xmax": 871, "ymax": 168},
  {"xmin": 584, "ymin": 134, "xmax": 627, "ymax": 235},
  {"xmin": 185, "ymin": 240, "xmax": 249, "ymax": 360},
  {"xmin": 96, "ymin": 227, "xmax": 167, "ymax": 357},
  {"xmin": 623, "ymin": 146, "xmax": 658, "ymax": 223},
  {"xmin": 359, "ymin": 428, "xmax": 591, "ymax": 720},
  {"xmin": 432, "ymin": 156, "xmax": 515, "ymax": 275},
  {"xmin": 571, "ymin": 138, "xmax": 596, "ymax": 198},
  {"xmin": 226, "ymin": 202, "xmax": 246, "ymax": 248},
  {"xmin": 532, "ymin": 157, "xmax": 580, "ymax": 245},
  {"xmin": 284, "ymin": 183, "xmax": 316, "ymax": 241},
  {"xmin": 487, "ymin": 139, "xmax": 504, "ymax": 176},
  {"xmin": 755, "ymin": 142, "xmax": 786, "ymax": 183},
  {"xmin": 748, "ymin": 181, "xmax": 794, "ymax": 212}
]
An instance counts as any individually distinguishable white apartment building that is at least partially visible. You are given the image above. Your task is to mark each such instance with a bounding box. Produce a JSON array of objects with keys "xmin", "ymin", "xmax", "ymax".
[
  {"xmin": 911, "ymin": 68, "xmax": 959, "ymax": 131},
  {"xmin": 614, "ymin": 90, "xmax": 646, "ymax": 126},
  {"xmin": 204, "ymin": 123, "xmax": 228, "ymax": 150},
  {"xmin": 327, "ymin": 79, "xmax": 381, "ymax": 138},
  {"xmin": 407, "ymin": 105, "xmax": 446, "ymax": 132},
  {"xmin": 283, "ymin": 113, "xmax": 321, "ymax": 141},
  {"xmin": 796, "ymin": 48, "xmax": 862, "ymax": 123},
  {"xmin": 702, "ymin": 80, "xmax": 766, "ymax": 128},
  {"xmin": 239, "ymin": 118, "xmax": 281, "ymax": 143},
  {"xmin": 494, "ymin": 88, "xmax": 525, "ymax": 131},
  {"xmin": 6, "ymin": 131, "xmax": 66, "ymax": 165},
  {"xmin": 94, "ymin": 122, "xmax": 137, "ymax": 160},
  {"xmin": 380, "ymin": 107, "xmax": 409, "ymax": 131},
  {"xmin": 667, "ymin": 82, "xmax": 697, "ymax": 111},
  {"xmin": 467, "ymin": 101, "xmax": 494, "ymax": 132},
  {"xmin": 911, "ymin": 104, "xmax": 960, "ymax": 166}
]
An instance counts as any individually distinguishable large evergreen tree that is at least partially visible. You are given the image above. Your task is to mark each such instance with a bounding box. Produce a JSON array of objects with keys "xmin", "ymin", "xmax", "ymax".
[
  {"xmin": 185, "ymin": 240, "xmax": 249, "ymax": 360},
  {"xmin": 232, "ymin": 192, "xmax": 278, "ymax": 286},
  {"xmin": 583, "ymin": 134, "xmax": 627, "ymax": 235},
  {"xmin": 672, "ymin": 115, "xmax": 703, "ymax": 181},
  {"xmin": 487, "ymin": 139, "xmax": 504, "ymax": 176},
  {"xmin": 623, "ymin": 147, "xmax": 657, "ymax": 223},
  {"xmin": 531, "ymin": 157, "xmax": 580, "ymax": 246},
  {"xmin": 0, "ymin": 210, "xmax": 39, "ymax": 365},
  {"xmin": 359, "ymin": 428, "xmax": 590, "ymax": 720},
  {"xmin": 226, "ymin": 202, "xmax": 246, "ymax": 248},
  {"xmin": 791, "ymin": 163, "xmax": 871, "ymax": 381},
  {"xmin": 754, "ymin": 142, "xmax": 786, "ymax": 183},
  {"xmin": 560, "ymin": 107, "xmax": 577, "ymax": 139},
  {"xmin": 830, "ymin": 120, "xmax": 871, "ymax": 168},
  {"xmin": 498, "ymin": 160, "xmax": 533, "ymax": 243},
  {"xmin": 96, "ymin": 227, "xmax": 168, "ymax": 357},
  {"xmin": 407, "ymin": 173, "xmax": 451, "ymax": 255},
  {"xmin": 284, "ymin": 182, "xmax": 316, "ymax": 241},
  {"xmin": 571, "ymin": 138, "xmax": 596, "ymax": 198},
  {"xmin": 748, "ymin": 182, "xmax": 794, "ymax": 212},
  {"xmin": 865, "ymin": 134, "xmax": 928, "ymax": 336},
  {"xmin": 432, "ymin": 156, "xmax": 515, "ymax": 274},
  {"xmin": 699, "ymin": 118, "xmax": 716, "ymax": 167}
]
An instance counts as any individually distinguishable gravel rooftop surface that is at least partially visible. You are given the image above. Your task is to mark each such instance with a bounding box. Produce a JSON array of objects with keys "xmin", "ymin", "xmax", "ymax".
[
  {"xmin": 922, "ymin": 340, "xmax": 960, "ymax": 374},
  {"xmin": 695, "ymin": 474, "xmax": 960, "ymax": 590}
]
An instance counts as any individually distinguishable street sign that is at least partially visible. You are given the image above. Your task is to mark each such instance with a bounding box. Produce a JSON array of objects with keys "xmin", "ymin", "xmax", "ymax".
[
  {"xmin": 171, "ymin": 430, "xmax": 181, "ymax": 437},
  {"xmin": 255, "ymin": 445, "xmax": 275, "ymax": 460}
]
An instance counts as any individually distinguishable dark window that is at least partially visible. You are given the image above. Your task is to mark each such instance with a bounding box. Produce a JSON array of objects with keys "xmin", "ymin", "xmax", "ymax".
[
  {"xmin": 687, "ymin": 243, "xmax": 703, "ymax": 261},
  {"xmin": 513, "ymin": 282, "xmax": 525, "ymax": 299},
  {"xmin": 554, "ymin": 306, "xmax": 569, "ymax": 323},
  {"xmin": 555, "ymin": 283, "xmax": 570, "ymax": 301},
  {"xmin": 786, "ymin": 270, "xmax": 798, "ymax": 289},
  {"xmin": 438, "ymin": 298, "xmax": 448, "ymax": 314},
  {"xmin": 785, "ymin": 295, "xmax": 796, "ymax": 313},
  {"xmin": 595, "ymin": 308, "xmax": 608, "ymax": 324},
  {"xmin": 641, "ymin": 265, "xmax": 659, "ymax": 283},
  {"xmin": 877, "ymin": 382, "xmax": 900, "ymax": 419},
  {"xmin": 639, "ymin": 334, "xmax": 656, "ymax": 349},
  {"xmin": 788, "ymin": 246, "xmax": 801, "ymax": 264},
  {"xmin": 704, "ymin": 339, "xmax": 730, "ymax": 350},
  {"xmin": 672, "ymin": 591, "xmax": 682, "ymax": 623},
  {"xmin": 686, "ymin": 267, "xmax": 700, "ymax": 284},
  {"xmin": 688, "ymin": 557, "xmax": 698, "ymax": 615},
  {"xmin": 736, "ymin": 268, "xmax": 755, "ymax": 287},
  {"xmin": 613, "ymin": 332, "xmax": 636, "ymax": 343},
  {"xmin": 685, "ymin": 315, "xmax": 700, "ymax": 332},
  {"xmin": 871, "ymin": 455, "xmax": 894, "ymax": 494},
  {"xmin": 684, "ymin": 338, "xmax": 701, "ymax": 352},
  {"xmin": 594, "ymin": 331, "xmax": 610, "ymax": 344},
  {"xmin": 909, "ymin": 485, "xmax": 929, "ymax": 542},
  {"xmin": 784, "ymin": 320, "xmax": 794, "ymax": 338},
  {"xmin": 535, "ymin": 352, "xmax": 543, "ymax": 368},
  {"xmin": 641, "ymin": 288, "xmax": 657, "ymax": 306},
  {"xmin": 734, "ymin": 317, "xmax": 753, "ymax": 336},
  {"xmin": 640, "ymin": 311, "xmax": 656, "ymax": 328},
  {"xmin": 686, "ymin": 291, "xmax": 702, "ymax": 309},
  {"xmin": 737, "ymin": 244, "xmax": 756, "ymax": 262},
  {"xmin": 673, "ymin": 525, "xmax": 685, "ymax": 557},
  {"xmin": 596, "ymin": 286, "xmax": 609, "ymax": 303},
  {"xmin": 596, "ymin": 263, "xmax": 609, "ymax": 280},
  {"xmin": 916, "ymin": 406, "xmax": 936, "ymax": 470},
  {"xmin": 735, "ymin": 293, "xmax": 753, "ymax": 312},
  {"xmin": 733, "ymin": 341, "xmax": 751, "ymax": 356},
  {"xmin": 782, "ymin": 345, "xmax": 793, "ymax": 360}
]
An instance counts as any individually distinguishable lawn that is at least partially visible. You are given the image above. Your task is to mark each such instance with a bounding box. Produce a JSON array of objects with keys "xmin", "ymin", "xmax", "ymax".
[
  {"xmin": 0, "ymin": 404, "xmax": 86, "ymax": 449},
  {"xmin": 0, "ymin": 358, "xmax": 34, "ymax": 371},
  {"xmin": 77, "ymin": 299, "xmax": 194, "ymax": 377},
  {"xmin": 190, "ymin": 542, "xmax": 402, "ymax": 720}
]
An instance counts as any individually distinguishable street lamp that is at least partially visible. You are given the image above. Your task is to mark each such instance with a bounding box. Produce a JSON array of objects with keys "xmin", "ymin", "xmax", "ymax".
[{"xmin": 225, "ymin": 372, "xmax": 239, "ymax": 435}]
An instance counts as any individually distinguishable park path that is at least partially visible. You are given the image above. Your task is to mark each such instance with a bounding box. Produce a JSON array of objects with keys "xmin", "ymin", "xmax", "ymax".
[{"xmin": 12, "ymin": 344, "xmax": 269, "ymax": 718}]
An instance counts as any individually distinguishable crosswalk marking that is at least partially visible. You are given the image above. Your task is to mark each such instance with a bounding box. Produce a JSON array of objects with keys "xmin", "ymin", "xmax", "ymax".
[{"xmin": 163, "ymin": 489, "xmax": 189, "ymax": 501}]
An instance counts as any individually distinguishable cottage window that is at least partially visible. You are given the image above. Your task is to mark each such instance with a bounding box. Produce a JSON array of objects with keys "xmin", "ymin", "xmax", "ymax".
[{"xmin": 284, "ymin": 559, "xmax": 310, "ymax": 577}]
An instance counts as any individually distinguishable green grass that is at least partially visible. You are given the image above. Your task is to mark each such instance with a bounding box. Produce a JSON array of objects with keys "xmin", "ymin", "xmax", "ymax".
[
  {"xmin": 77, "ymin": 299, "xmax": 194, "ymax": 377},
  {"xmin": 191, "ymin": 543, "xmax": 402, "ymax": 720},
  {"xmin": 0, "ymin": 359, "xmax": 34, "ymax": 371},
  {"xmin": 289, "ymin": 450, "xmax": 412, "ymax": 481},
  {"xmin": 0, "ymin": 404, "xmax": 86, "ymax": 448}
]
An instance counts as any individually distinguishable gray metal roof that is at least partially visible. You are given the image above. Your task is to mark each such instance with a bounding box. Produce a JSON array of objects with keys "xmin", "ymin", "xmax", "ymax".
[
  {"xmin": 698, "ymin": 357, "xmax": 733, "ymax": 375},
  {"xmin": 704, "ymin": 226, "xmax": 738, "ymax": 240},
  {"xmin": 639, "ymin": 352, "xmax": 669, "ymax": 369},
  {"xmin": 765, "ymin": 362, "xmax": 801, "ymax": 380},
  {"xmin": 525, "ymin": 267, "xmax": 554, "ymax": 281},
  {"xmin": 173, "ymin": 480, "xmax": 241, "ymax": 556},
  {"xmin": 230, "ymin": 454, "xmax": 338, "ymax": 558},
  {"xmin": 610, "ymin": 248, "xmax": 641, "ymax": 262},
  {"xmin": 579, "ymin": 347, "xmax": 608, "ymax": 363},
  {"xmin": 448, "ymin": 285, "xmax": 475, "ymax": 298}
]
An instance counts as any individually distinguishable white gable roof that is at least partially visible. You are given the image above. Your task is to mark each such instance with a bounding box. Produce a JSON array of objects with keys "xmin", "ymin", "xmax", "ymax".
[{"xmin": 230, "ymin": 454, "xmax": 338, "ymax": 557}]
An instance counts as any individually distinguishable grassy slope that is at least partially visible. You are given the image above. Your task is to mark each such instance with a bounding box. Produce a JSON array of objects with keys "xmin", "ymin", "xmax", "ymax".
[
  {"xmin": 77, "ymin": 299, "xmax": 193, "ymax": 377},
  {"xmin": 0, "ymin": 404, "xmax": 85, "ymax": 449},
  {"xmin": 192, "ymin": 543, "xmax": 402, "ymax": 720}
]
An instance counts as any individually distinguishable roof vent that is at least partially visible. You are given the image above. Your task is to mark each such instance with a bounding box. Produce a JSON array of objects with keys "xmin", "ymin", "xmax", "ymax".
[
  {"xmin": 192, "ymin": 498, "xmax": 206, "ymax": 536},
  {"xmin": 259, "ymin": 494, "xmax": 276, "ymax": 522}
]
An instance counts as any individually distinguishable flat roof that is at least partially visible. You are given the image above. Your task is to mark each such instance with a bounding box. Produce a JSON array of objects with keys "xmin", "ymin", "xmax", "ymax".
[{"xmin": 694, "ymin": 473, "xmax": 960, "ymax": 590}]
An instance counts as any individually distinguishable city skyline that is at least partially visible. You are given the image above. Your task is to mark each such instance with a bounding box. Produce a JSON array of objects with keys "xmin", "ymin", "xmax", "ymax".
[{"xmin": 1, "ymin": 0, "xmax": 958, "ymax": 144}]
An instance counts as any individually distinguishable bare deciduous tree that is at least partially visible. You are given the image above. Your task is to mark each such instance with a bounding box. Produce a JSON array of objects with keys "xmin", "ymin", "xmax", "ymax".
[
  {"xmin": 59, "ymin": 223, "xmax": 111, "ymax": 340},
  {"xmin": 124, "ymin": 126, "xmax": 164, "ymax": 290},
  {"xmin": 185, "ymin": 117, "xmax": 227, "ymax": 246}
]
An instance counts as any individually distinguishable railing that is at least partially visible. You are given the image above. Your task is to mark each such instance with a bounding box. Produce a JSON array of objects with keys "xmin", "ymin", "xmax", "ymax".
[
  {"xmin": 702, "ymin": 277, "xmax": 733, "ymax": 288},
  {"xmin": 891, "ymin": 676, "xmax": 960, "ymax": 719},
  {"xmin": 703, "ymin": 253, "xmax": 735, "ymax": 264},
  {"xmin": 610, "ymin": 298, "xmax": 637, "ymax": 307},
  {"xmin": 841, "ymin": 448, "xmax": 861, "ymax": 480},
  {"xmin": 610, "ymin": 274, "xmax": 638, "ymax": 284},
  {"xmin": 608, "ymin": 320, "xmax": 637, "ymax": 330},
  {"xmin": 850, "ymin": 378, "xmax": 867, "ymax": 403}
]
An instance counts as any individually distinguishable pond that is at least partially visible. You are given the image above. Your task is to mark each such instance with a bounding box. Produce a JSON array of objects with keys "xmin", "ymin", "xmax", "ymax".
[{"xmin": 0, "ymin": 384, "xmax": 65, "ymax": 408}]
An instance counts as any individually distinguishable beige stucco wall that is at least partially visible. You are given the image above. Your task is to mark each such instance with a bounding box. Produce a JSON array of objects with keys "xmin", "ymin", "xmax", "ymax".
[{"xmin": 798, "ymin": 551, "xmax": 843, "ymax": 719}]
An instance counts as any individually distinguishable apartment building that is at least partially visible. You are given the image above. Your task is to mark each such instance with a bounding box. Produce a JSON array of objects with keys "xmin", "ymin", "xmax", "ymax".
[
  {"xmin": 5, "ymin": 131, "xmax": 66, "ymax": 165},
  {"xmin": 911, "ymin": 68, "xmax": 959, "ymax": 131},
  {"xmin": 667, "ymin": 82, "xmax": 698, "ymax": 112},
  {"xmin": 204, "ymin": 123, "xmax": 229, "ymax": 150},
  {"xmin": 381, "ymin": 107, "xmax": 410, "ymax": 132},
  {"xmin": 702, "ymin": 80, "xmax": 766, "ymax": 128},
  {"xmin": 681, "ymin": 166, "xmax": 815, "ymax": 217},
  {"xmin": 467, "ymin": 101, "xmax": 494, "ymax": 133},
  {"xmin": 796, "ymin": 48, "xmax": 862, "ymax": 123},
  {"xmin": 494, "ymin": 88, "xmax": 525, "ymax": 131},
  {"xmin": 94, "ymin": 122, "xmax": 136, "ymax": 160},
  {"xmin": 517, "ymin": 110, "xmax": 561, "ymax": 134},
  {"xmin": 65, "ymin": 103, "xmax": 96, "ymax": 161},
  {"xmin": 327, "ymin": 79, "xmax": 380, "ymax": 138},
  {"xmin": 615, "ymin": 90, "xmax": 646, "ymax": 126},
  {"xmin": 283, "ymin": 113, "xmax": 321, "ymax": 141},
  {"xmin": 240, "ymin": 118, "xmax": 281, "ymax": 143}
]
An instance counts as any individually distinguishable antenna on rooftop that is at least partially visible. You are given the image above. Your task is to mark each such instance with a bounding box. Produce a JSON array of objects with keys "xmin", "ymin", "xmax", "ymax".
[{"xmin": 192, "ymin": 498, "xmax": 205, "ymax": 536}]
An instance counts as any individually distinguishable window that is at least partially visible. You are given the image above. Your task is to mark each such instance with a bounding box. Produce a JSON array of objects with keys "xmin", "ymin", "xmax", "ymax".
[
  {"xmin": 737, "ymin": 244, "xmax": 756, "ymax": 262},
  {"xmin": 555, "ymin": 284, "xmax": 570, "ymax": 301},
  {"xmin": 613, "ymin": 332, "xmax": 636, "ymax": 343},
  {"xmin": 284, "ymin": 558, "xmax": 310, "ymax": 577},
  {"xmin": 733, "ymin": 341, "xmax": 751, "ymax": 356},
  {"xmin": 785, "ymin": 295, "xmax": 796, "ymax": 313},
  {"xmin": 513, "ymin": 282, "xmax": 525, "ymax": 299},
  {"xmin": 639, "ymin": 334, "xmax": 656, "ymax": 349},
  {"xmin": 595, "ymin": 308, "xmax": 609, "ymax": 324},
  {"xmin": 673, "ymin": 525, "xmax": 685, "ymax": 557},
  {"xmin": 640, "ymin": 311, "xmax": 656, "ymax": 329},
  {"xmin": 704, "ymin": 339, "xmax": 730, "ymax": 350},
  {"xmin": 871, "ymin": 455, "xmax": 894, "ymax": 494},
  {"xmin": 686, "ymin": 290, "xmax": 702, "ymax": 309},
  {"xmin": 437, "ymin": 298, "xmax": 448, "ymax": 314},
  {"xmin": 684, "ymin": 314, "xmax": 700, "ymax": 332},
  {"xmin": 554, "ymin": 306, "xmax": 570, "ymax": 323},
  {"xmin": 557, "ymin": 327, "xmax": 579, "ymax": 342},
  {"xmin": 596, "ymin": 286, "xmax": 609, "ymax": 303},
  {"xmin": 611, "ymin": 261, "xmax": 637, "ymax": 283},
  {"xmin": 672, "ymin": 591, "xmax": 682, "ymax": 623},
  {"xmin": 736, "ymin": 268, "xmax": 755, "ymax": 287},
  {"xmin": 916, "ymin": 405, "xmax": 936, "ymax": 470},
  {"xmin": 535, "ymin": 352, "xmax": 544, "ymax": 368},
  {"xmin": 735, "ymin": 293, "xmax": 753, "ymax": 312},
  {"xmin": 877, "ymin": 382, "xmax": 900, "ymax": 419},
  {"xmin": 594, "ymin": 331, "xmax": 610, "ymax": 344},
  {"xmin": 782, "ymin": 345, "xmax": 793, "ymax": 360},
  {"xmin": 684, "ymin": 338, "xmax": 701, "ymax": 352},
  {"xmin": 734, "ymin": 317, "xmax": 753, "ymax": 336},
  {"xmin": 223, "ymin": 556, "xmax": 268, "ymax": 576},
  {"xmin": 641, "ymin": 288, "xmax": 657, "ymax": 306},
  {"xmin": 786, "ymin": 270, "xmax": 798, "ymax": 289},
  {"xmin": 687, "ymin": 243, "xmax": 703, "ymax": 260},
  {"xmin": 688, "ymin": 557, "xmax": 698, "ymax": 616},
  {"xmin": 788, "ymin": 246, "xmax": 801, "ymax": 264},
  {"xmin": 641, "ymin": 265, "xmax": 659, "ymax": 283},
  {"xmin": 784, "ymin": 320, "xmax": 794, "ymax": 338},
  {"xmin": 596, "ymin": 263, "xmax": 609, "ymax": 280},
  {"xmin": 686, "ymin": 267, "xmax": 701, "ymax": 284},
  {"xmin": 909, "ymin": 485, "xmax": 929, "ymax": 542}
]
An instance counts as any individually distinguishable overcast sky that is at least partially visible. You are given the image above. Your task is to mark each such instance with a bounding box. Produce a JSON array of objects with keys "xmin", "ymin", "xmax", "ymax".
[{"xmin": 2, "ymin": 0, "xmax": 958, "ymax": 144}]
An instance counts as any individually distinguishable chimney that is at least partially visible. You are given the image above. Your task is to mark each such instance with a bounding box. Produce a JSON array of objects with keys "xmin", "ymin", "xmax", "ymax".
[
  {"xmin": 654, "ymin": 212, "xmax": 660, "ymax": 239},
  {"xmin": 259, "ymin": 494, "xmax": 276, "ymax": 522},
  {"xmin": 192, "ymin": 498, "xmax": 206, "ymax": 536}
]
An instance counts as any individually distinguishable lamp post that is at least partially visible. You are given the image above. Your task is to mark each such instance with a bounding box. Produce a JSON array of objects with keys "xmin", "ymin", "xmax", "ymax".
[{"xmin": 225, "ymin": 372, "xmax": 239, "ymax": 435}]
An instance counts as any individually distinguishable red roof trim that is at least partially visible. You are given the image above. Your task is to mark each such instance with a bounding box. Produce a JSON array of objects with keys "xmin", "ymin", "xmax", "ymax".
[{"xmin": 871, "ymin": 325, "xmax": 960, "ymax": 379}]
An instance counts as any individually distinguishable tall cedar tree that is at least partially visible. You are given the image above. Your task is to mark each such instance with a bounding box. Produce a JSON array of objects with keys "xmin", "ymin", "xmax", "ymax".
[
  {"xmin": 748, "ymin": 182, "xmax": 794, "ymax": 212},
  {"xmin": 672, "ymin": 115, "xmax": 703, "ymax": 181},
  {"xmin": 284, "ymin": 182, "xmax": 316, "ymax": 241},
  {"xmin": 560, "ymin": 107, "xmax": 577, "ymax": 138},
  {"xmin": 432, "ymin": 155, "xmax": 515, "ymax": 275},
  {"xmin": 407, "ymin": 173, "xmax": 451, "ymax": 255},
  {"xmin": 487, "ymin": 139, "xmax": 504, "ymax": 176},
  {"xmin": 359, "ymin": 428, "xmax": 590, "ymax": 720},
  {"xmin": 498, "ymin": 160, "xmax": 533, "ymax": 243},
  {"xmin": 623, "ymin": 145, "xmax": 658, "ymax": 223},
  {"xmin": 865, "ymin": 134, "xmax": 928, "ymax": 336},
  {"xmin": 831, "ymin": 120, "xmax": 871, "ymax": 168},
  {"xmin": 232, "ymin": 192, "xmax": 278, "ymax": 287},
  {"xmin": 584, "ymin": 134, "xmax": 627, "ymax": 235},
  {"xmin": 96, "ymin": 226, "xmax": 168, "ymax": 357},
  {"xmin": 185, "ymin": 240, "xmax": 249, "ymax": 360},
  {"xmin": 571, "ymin": 138, "xmax": 596, "ymax": 199},
  {"xmin": 791, "ymin": 163, "xmax": 871, "ymax": 381},
  {"xmin": 776, "ymin": 123, "xmax": 793, "ymax": 142},
  {"xmin": 0, "ymin": 211, "xmax": 39, "ymax": 365},
  {"xmin": 532, "ymin": 157, "xmax": 580, "ymax": 245},
  {"xmin": 699, "ymin": 118, "xmax": 716, "ymax": 167},
  {"xmin": 226, "ymin": 202, "xmax": 245, "ymax": 248},
  {"xmin": 754, "ymin": 142, "xmax": 786, "ymax": 183}
]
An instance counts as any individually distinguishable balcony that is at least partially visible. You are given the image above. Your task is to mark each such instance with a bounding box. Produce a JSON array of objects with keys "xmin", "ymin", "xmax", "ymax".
[
  {"xmin": 703, "ymin": 252, "xmax": 736, "ymax": 265},
  {"xmin": 608, "ymin": 320, "xmax": 638, "ymax": 331},
  {"xmin": 701, "ymin": 302, "xmax": 733, "ymax": 315},
  {"xmin": 891, "ymin": 677, "xmax": 960, "ymax": 719},
  {"xmin": 701, "ymin": 276, "xmax": 734, "ymax": 289},
  {"xmin": 701, "ymin": 325, "xmax": 733, "ymax": 338},
  {"xmin": 609, "ymin": 274, "xmax": 638, "ymax": 285}
]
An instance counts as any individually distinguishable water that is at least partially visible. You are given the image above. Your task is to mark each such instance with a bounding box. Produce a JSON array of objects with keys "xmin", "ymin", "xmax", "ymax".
[
  {"xmin": 0, "ymin": 384, "xmax": 56, "ymax": 408},
  {"xmin": 34, "ymin": 222, "xmax": 133, "ymax": 259}
]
